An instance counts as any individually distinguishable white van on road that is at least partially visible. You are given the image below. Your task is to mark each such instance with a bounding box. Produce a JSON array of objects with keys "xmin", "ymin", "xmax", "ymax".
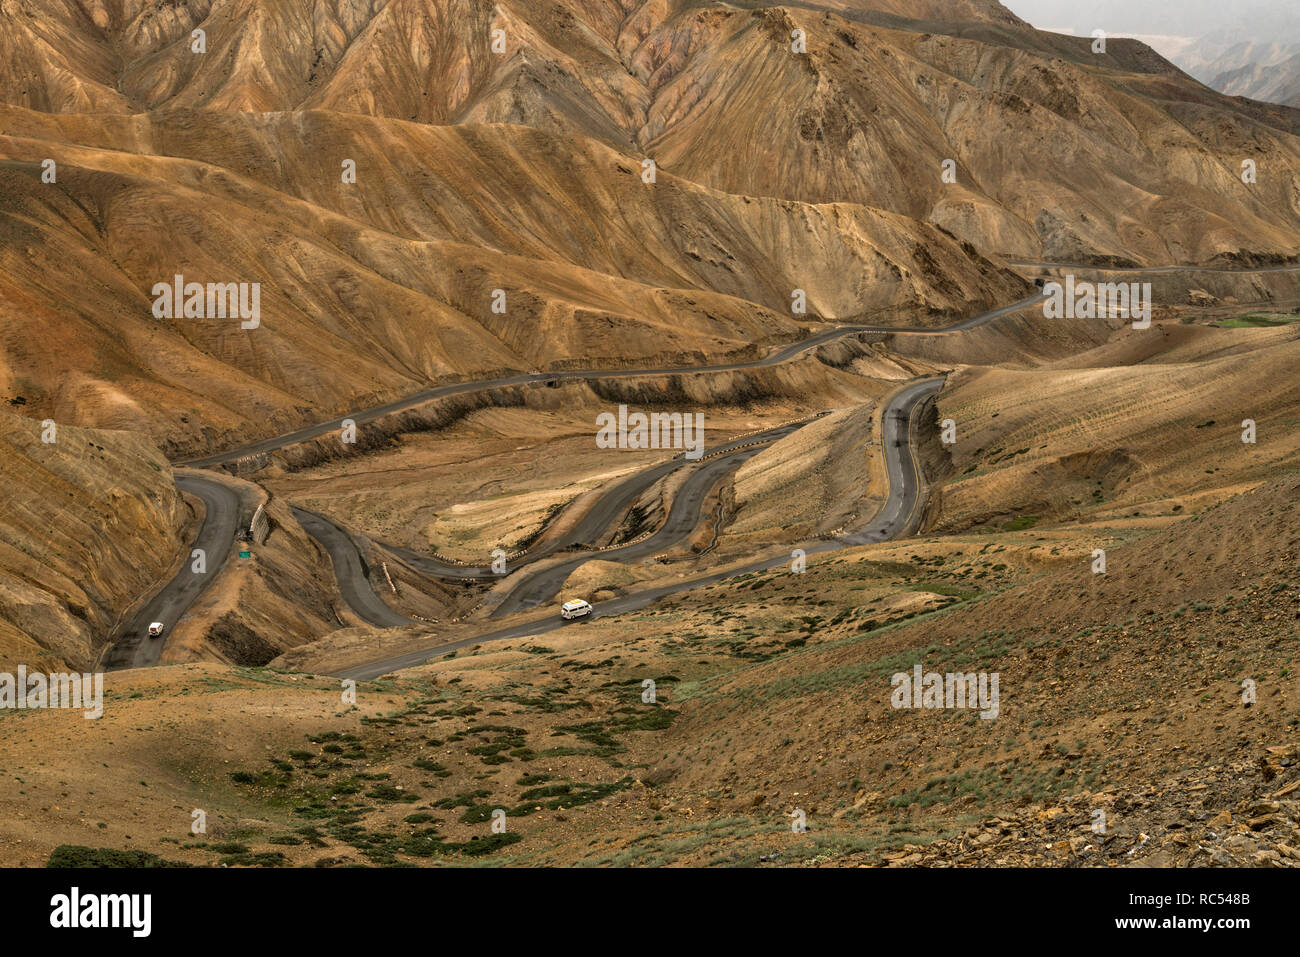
[
  {"xmin": 561, "ymin": 599, "xmax": 592, "ymax": 620},
  {"xmin": 147, "ymin": 622, "xmax": 165, "ymax": 638}
]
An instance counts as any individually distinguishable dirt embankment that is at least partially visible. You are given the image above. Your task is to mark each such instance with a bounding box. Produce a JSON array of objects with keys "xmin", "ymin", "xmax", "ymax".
[
  {"xmin": 729, "ymin": 402, "xmax": 883, "ymax": 542},
  {"xmin": 224, "ymin": 348, "xmax": 894, "ymax": 476}
]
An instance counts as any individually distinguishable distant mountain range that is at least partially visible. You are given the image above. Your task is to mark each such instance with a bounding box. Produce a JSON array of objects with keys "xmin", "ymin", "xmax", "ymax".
[
  {"xmin": 1001, "ymin": 1, "xmax": 1300, "ymax": 109},
  {"xmin": 1174, "ymin": 38, "xmax": 1300, "ymax": 108}
]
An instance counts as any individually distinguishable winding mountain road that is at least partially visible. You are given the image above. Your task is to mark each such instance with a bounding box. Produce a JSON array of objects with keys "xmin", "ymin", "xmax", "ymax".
[
  {"xmin": 291, "ymin": 507, "xmax": 413, "ymax": 629},
  {"xmin": 105, "ymin": 256, "xmax": 1300, "ymax": 673},
  {"xmin": 376, "ymin": 418, "xmax": 822, "ymax": 581},
  {"xmin": 335, "ymin": 376, "xmax": 944, "ymax": 681},
  {"xmin": 487, "ymin": 419, "xmax": 812, "ymax": 617},
  {"xmin": 176, "ymin": 292, "xmax": 1046, "ymax": 470},
  {"xmin": 102, "ymin": 474, "xmax": 243, "ymax": 670},
  {"xmin": 108, "ymin": 293, "xmax": 1038, "ymax": 668},
  {"xmin": 293, "ymin": 418, "xmax": 824, "ymax": 629}
]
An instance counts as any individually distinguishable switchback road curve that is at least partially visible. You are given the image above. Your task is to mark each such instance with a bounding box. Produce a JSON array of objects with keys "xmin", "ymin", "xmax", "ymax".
[
  {"xmin": 336, "ymin": 377, "xmax": 944, "ymax": 681},
  {"xmin": 291, "ymin": 507, "xmax": 414, "ymax": 629},
  {"xmin": 123, "ymin": 257, "xmax": 1292, "ymax": 673},
  {"xmin": 487, "ymin": 420, "xmax": 812, "ymax": 617},
  {"xmin": 102, "ymin": 475, "xmax": 242, "ymax": 670},
  {"xmin": 295, "ymin": 419, "xmax": 820, "ymax": 626},
  {"xmin": 113, "ymin": 293, "xmax": 1023, "ymax": 666},
  {"xmin": 377, "ymin": 419, "xmax": 824, "ymax": 581}
]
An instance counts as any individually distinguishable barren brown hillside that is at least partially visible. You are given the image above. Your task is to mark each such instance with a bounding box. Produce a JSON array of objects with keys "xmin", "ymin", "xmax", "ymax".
[
  {"xmin": 0, "ymin": 410, "xmax": 185, "ymax": 672},
  {"xmin": 3, "ymin": 0, "xmax": 1297, "ymax": 265},
  {"xmin": 635, "ymin": 472, "xmax": 1300, "ymax": 862},
  {"xmin": 1, "ymin": 0, "xmax": 1298, "ymax": 456},
  {"xmin": 0, "ymin": 106, "xmax": 1025, "ymax": 451},
  {"xmin": 933, "ymin": 322, "xmax": 1300, "ymax": 531},
  {"xmin": 0, "ymin": 1, "xmax": 1022, "ymax": 121}
]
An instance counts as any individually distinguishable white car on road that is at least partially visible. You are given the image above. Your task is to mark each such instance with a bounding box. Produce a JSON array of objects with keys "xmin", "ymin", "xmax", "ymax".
[
  {"xmin": 561, "ymin": 599, "xmax": 592, "ymax": 620},
  {"xmin": 147, "ymin": 621, "xmax": 165, "ymax": 638}
]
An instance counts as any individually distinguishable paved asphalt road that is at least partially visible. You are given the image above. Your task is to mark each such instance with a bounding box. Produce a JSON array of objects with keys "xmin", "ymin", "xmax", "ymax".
[
  {"xmin": 336, "ymin": 377, "xmax": 944, "ymax": 681},
  {"xmin": 132, "ymin": 294, "xmax": 1037, "ymax": 673},
  {"xmin": 110, "ymin": 259, "xmax": 1298, "ymax": 674},
  {"xmin": 110, "ymin": 294, "xmax": 1025, "ymax": 671},
  {"xmin": 488, "ymin": 421, "xmax": 809, "ymax": 617},
  {"xmin": 379, "ymin": 419, "xmax": 821, "ymax": 581},
  {"xmin": 839, "ymin": 377, "xmax": 943, "ymax": 546},
  {"xmin": 102, "ymin": 475, "xmax": 242, "ymax": 670},
  {"xmin": 291, "ymin": 507, "xmax": 413, "ymax": 628},
  {"xmin": 299, "ymin": 419, "xmax": 816, "ymax": 629},
  {"xmin": 176, "ymin": 292, "xmax": 1046, "ymax": 469}
]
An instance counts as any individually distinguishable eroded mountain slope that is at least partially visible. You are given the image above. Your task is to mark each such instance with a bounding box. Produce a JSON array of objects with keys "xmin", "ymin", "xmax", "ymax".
[
  {"xmin": 0, "ymin": 409, "xmax": 186, "ymax": 671},
  {"xmin": 0, "ymin": 107, "xmax": 1026, "ymax": 452},
  {"xmin": 3, "ymin": 0, "xmax": 1297, "ymax": 265}
]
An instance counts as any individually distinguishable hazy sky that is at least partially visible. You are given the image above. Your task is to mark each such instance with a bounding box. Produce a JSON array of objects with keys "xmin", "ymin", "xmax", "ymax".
[{"xmin": 1002, "ymin": 0, "xmax": 1298, "ymax": 45}]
